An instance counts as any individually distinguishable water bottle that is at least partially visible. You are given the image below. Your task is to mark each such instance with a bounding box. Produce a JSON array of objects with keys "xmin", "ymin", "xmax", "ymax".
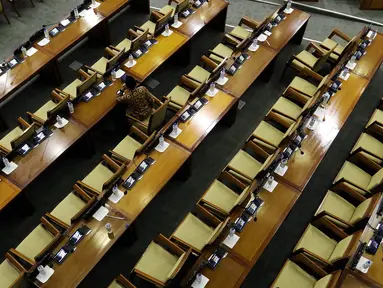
[
  {"xmin": 159, "ymin": 134, "xmax": 165, "ymax": 147},
  {"xmin": 91, "ymin": 0, "xmax": 96, "ymax": 5},
  {"xmin": 195, "ymin": 273, "xmax": 202, "ymax": 284},
  {"xmin": 44, "ymin": 28, "xmax": 50, "ymax": 39},
  {"xmin": 56, "ymin": 115, "xmax": 63, "ymax": 126},
  {"xmin": 322, "ymin": 92, "xmax": 330, "ymax": 104},
  {"xmin": 68, "ymin": 102, "xmax": 74, "ymax": 114},
  {"xmin": 172, "ymin": 122, "xmax": 178, "ymax": 135},
  {"xmin": 229, "ymin": 228, "xmax": 236, "ymax": 237},
  {"xmin": 21, "ymin": 46, "xmax": 27, "ymax": 58},
  {"xmin": 267, "ymin": 175, "xmax": 274, "ymax": 186},
  {"xmin": 309, "ymin": 116, "xmax": 316, "ymax": 127},
  {"xmin": 128, "ymin": 54, "xmax": 134, "ymax": 66},
  {"xmin": 165, "ymin": 24, "xmax": 170, "ymax": 35},
  {"xmin": 37, "ymin": 265, "xmax": 46, "ymax": 275},
  {"xmin": 105, "ymin": 223, "xmax": 114, "ymax": 239},
  {"xmin": 209, "ymin": 82, "xmax": 215, "ymax": 93},
  {"xmin": 111, "ymin": 69, "xmax": 117, "ymax": 81},
  {"xmin": 350, "ymin": 55, "xmax": 356, "ymax": 65},
  {"xmin": 280, "ymin": 158, "xmax": 287, "ymax": 169},
  {"xmin": 2, "ymin": 157, "xmax": 10, "ymax": 168},
  {"xmin": 174, "ymin": 14, "xmax": 179, "ymax": 25},
  {"xmin": 250, "ymin": 38, "xmax": 258, "ymax": 50},
  {"xmin": 286, "ymin": 0, "xmax": 292, "ymax": 10},
  {"xmin": 362, "ymin": 260, "xmax": 372, "ymax": 270},
  {"xmin": 219, "ymin": 68, "xmax": 225, "ymax": 82},
  {"xmin": 74, "ymin": 7, "xmax": 79, "ymax": 19},
  {"xmin": 112, "ymin": 185, "xmax": 119, "ymax": 194}
]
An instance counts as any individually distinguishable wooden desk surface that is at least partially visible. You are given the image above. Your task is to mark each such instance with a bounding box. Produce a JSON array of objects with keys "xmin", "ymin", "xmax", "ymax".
[
  {"xmin": 278, "ymin": 74, "xmax": 369, "ymax": 191},
  {"xmin": 175, "ymin": 0, "xmax": 229, "ymax": 38},
  {"xmin": 265, "ymin": 9, "xmax": 310, "ymax": 51},
  {"xmin": 96, "ymin": 0, "xmax": 131, "ymax": 17},
  {"xmin": 4, "ymin": 120, "xmax": 86, "ymax": 190},
  {"xmin": 227, "ymin": 182, "xmax": 300, "ymax": 265},
  {"xmin": 111, "ymin": 141, "xmax": 191, "ymax": 223},
  {"xmin": 122, "ymin": 31, "xmax": 188, "ymax": 82},
  {"xmin": 169, "ymin": 91, "xmax": 236, "ymax": 151},
  {"xmin": 0, "ymin": 50, "xmax": 53, "ymax": 103},
  {"xmin": 337, "ymin": 271, "xmax": 372, "ymax": 288},
  {"xmin": 39, "ymin": 210, "xmax": 128, "ymax": 288},
  {"xmin": 220, "ymin": 45, "xmax": 276, "ymax": 98},
  {"xmin": 36, "ymin": 9, "xmax": 105, "ymax": 57},
  {"xmin": 0, "ymin": 176, "xmax": 21, "ymax": 210},
  {"xmin": 352, "ymin": 32, "xmax": 383, "ymax": 80}
]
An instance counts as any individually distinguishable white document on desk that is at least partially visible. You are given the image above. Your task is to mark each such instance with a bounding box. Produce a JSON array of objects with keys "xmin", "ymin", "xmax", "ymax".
[
  {"xmin": 27, "ymin": 47, "xmax": 38, "ymax": 57},
  {"xmin": 109, "ymin": 190, "xmax": 124, "ymax": 204},
  {"xmin": 60, "ymin": 19, "xmax": 71, "ymax": 27},
  {"xmin": 90, "ymin": 2, "xmax": 101, "ymax": 8},
  {"xmin": 93, "ymin": 206, "xmax": 109, "ymax": 221},
  {"xmin": 192, "ymin": 275, "xmax": 209, "ymax": 288},
  {"xmin": 2, "ymin": 162, "xmax": 18, "ymax": 175},
  {"xmin": 115, "ymin": 69, "xmax": 125, "ymax": 78},
  {"xmin": 314, "ymin": 106, "xmax": 326, "ymax": 119},
  {"xmin": 36, "ymin": 266, "xmax": 55, "ymax": 283},
  {"xmin": 223, "ymin": 234, "xmax": 240, "ymax": 248},
  {"xmin": 38, "ymin": 38, "xmax": 50, "ymax": 47}
]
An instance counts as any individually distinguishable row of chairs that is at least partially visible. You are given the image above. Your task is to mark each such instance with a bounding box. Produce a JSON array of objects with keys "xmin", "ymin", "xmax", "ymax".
[
  {"xmin": 271, "ymin": 102, "xmax": 383, "ymax": 288},
  {"xmin": 0, "ymin": 0, "xmax": 43, "ymax": 24}
]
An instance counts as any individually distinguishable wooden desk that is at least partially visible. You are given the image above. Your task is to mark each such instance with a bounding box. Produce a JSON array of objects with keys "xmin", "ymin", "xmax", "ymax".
[
  {"xmin": 175, "ymin": 0, "xmax": 229, "ymax": 38},
  {"xmin": 0, "ymin": 50, "xmax": 54, "ymax": 103},
  {"xmin": 122, "ymin": 31, "xmax": 188, "ymax": 82},
  {"xmin": 220, "ymin": 45, "xmax": 277, "ymax": 98},
  {"xmin": 111, "ymin": 141, "xmax": 191, "ymax": 223},
  {"xmin": 278, "ymin": 74, "xmax": 370, "ymax": 191},
  {"xmin": 337, "ymin": 271, "xmax": 372, "ymax": 288},
  {"xmin": 226, "ymin": 182, "xmax": 300, "ymax": 266},
  {"xmin": 96, "ymin": 0, "xmax": 149, "ymax": 17},
  {"xmin": 168, "ymin": 91, "xmax": 237, "ymax": 152},
  {"xmin": 36, "ymin": 210, "xmax": 128, "ymax": 288},
  {"xmin": 352, "ymin": 33, "xmax": 383, "ymax": 80},
  {"xmin": 5, "ymin": 120, "xmax": 86, "ymax": 190},
  {"xmin": 0, "ymin": 176, "xmax": 21, "ymax": 210}
]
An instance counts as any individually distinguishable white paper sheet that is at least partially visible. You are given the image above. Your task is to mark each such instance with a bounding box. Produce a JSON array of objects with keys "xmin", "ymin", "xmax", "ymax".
[
  {"xmin": 223, "ymin": 234, "xmax": 240, "ymax": 248},
  {"xmin": 263, "ymin": 179, "xmax": 278, "ymax": 192},
  {"xmin": 346, "ymin": 61, "xmax": 357, "ymax": 70},
  {"xmin": 216, "ymin": 76, "xmax": 228, "ymax": 85},
  {"xmin": 339, "ymin": 72, "xmax": 350, "ymax": 81},
  {"xmin": 248, "ymin": 44, "xmax": 259, "ymax": 52},
  {"xmin": 2, "ymin": 162, "xmax": 18, "ymax": 175},
  {"xmin": 115, "ymin": 69, "xmax": 125, "ymax": 78},
  {"xmin": 27, "ymin": 47, "xmax": 38, "ymax": 57},
  {"xmin": 169, "ymin": 128, "xmax": 183, "ymax": 139},
  {"xmin": 90, "ymin": 2, "xmax": 101, "ymax": 8},
  {"xmin": 191, "ymin": 275, "xmax": 209, "ymax": 288},
  {"xmin": 314, "ymin": 106, "xmax": 326, "ymax": 119},
  {"xmin": 162, "ymin": 29, "xmax": 173, "ymax": 37},
  {"xmin": 284, "ymin": 8, "xmax": 294, "ymax": 14},
  {"xmin": 257, "ymin": 34, "xmax": 268, "ymax": 42},
  {"xmin": 93, "ymin": 206, "xmax": 109, "ymax": 221},
  {"xmin": 264, "ymin": 30, "xmax": 272, "ymax": 36},
  {"xmin": 171, "ymin": 21, "xmax": 183, "ymax": 28},
  {"xmin": 36, "ymin": 266, "xmax": 54, "ymax": 284},
  {"xmin": 206, "ymin": 88, "xmax": 218, "ymax": 97},
  {"xmin": 38, "ymin": 38, "xmax": 50, "ymax": 47},
  {"xmin": 108, "ymin": 189, "xmax": 124, "ymax": 204},
  {"xmin": 275, "ymin": 163, "xmax": 288, "ymax": 176},
  {"xmin": 155, "ymin": 141, "xmax": 170, "ymax": 152},
  {"xmin": 60, "ymin": 19, "xmax": 71, "ymax": 27},
  {"xmin": 54, "ymin": 118, "xmax": 69, "ymax": 129},
  {"xmin": 356, "ymin": 256, "xmax": 372, "ymax": 273},
  {"xmin": 124, "ymin": 60, "xmax": 137, "ymax": 68}
]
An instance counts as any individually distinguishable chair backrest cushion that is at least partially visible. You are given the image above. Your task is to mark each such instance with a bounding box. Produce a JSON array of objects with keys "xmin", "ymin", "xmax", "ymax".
[
  {"xmin": 367, "ymin": 168, "xmax": 383, "ymax": 191},
  {"xmin": 313, "ymin": 274, "xmax": 332, "ymax": 288},
  {"xmin": 350, "ymin": 197, "xmax": 372, "ymax": 224},
  {"xmin": 328, "ymin": 234, "xmax": 353, "ymax": 263},
  {"xmin": 271, "ymin": 260, "xmax": 316, "ymax": 288},
  {"xmin": 148, "ymin": 100, "xmax": 169, "ymax": 134}
]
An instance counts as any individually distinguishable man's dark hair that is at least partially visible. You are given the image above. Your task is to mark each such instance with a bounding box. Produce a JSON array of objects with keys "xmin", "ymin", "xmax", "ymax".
[{"xmin": 124, "ymin": 75, "xmax": 137, "ymax": 90}]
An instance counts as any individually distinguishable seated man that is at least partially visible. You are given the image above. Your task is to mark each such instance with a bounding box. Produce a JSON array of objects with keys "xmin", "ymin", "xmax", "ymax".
[{"xmin": 117, "ymin": 76, "xmax": 155, "ymax": 121}]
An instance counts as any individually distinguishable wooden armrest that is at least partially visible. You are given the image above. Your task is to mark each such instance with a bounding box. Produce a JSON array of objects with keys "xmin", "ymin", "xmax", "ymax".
[
  {"xmin": 41, "ymin": 216, "xmax": 60, "ymax": 236},
  {"xmin": 314, "ymin": 211, "xmax": 352, "ymax": 228},
  {"xmin": 0, "ymin": 144, "xmax": 10, "ymax": 155},
  {"xmin": 133, "ymin": 270, "xmax": 164, "ymax": 287},
  {"xmin": 5, "ymin": 252, "xmax": 27, "ymax": 273},
  {"xmin": 219, "ymin": 170, "xmax": 247, "ymax": 190},
  {"xmin": 329, "ymin": 29, "xmax": 351, "ymax": 42},
  {"xmin": 307, "ymin": 42, "xmax": 327, "ymax": 55},
  {"xmin": 200, "ymin": 55, "xmax": 218, "ymax": 70},
  {"xmin": 293, "ymin": 248, "xmax": 332, "ymax": 267},
  {"xmin": 246, "ymin": 140, "xmax": 270, "ymax": 160},
  {"xmin": 184, "ymin": 74, "xmax": 202, "ymax": 84},
  {"xmin": 196, "ymin": 204, "xmax": 222, "ymax": 227},
  {"xmin": 180, "ymin": 75, "xmax": 199, "ymax": 89},
  {"xmin": 266, "ymin": 112, "xmax": 293, "ymax": 129},
  {"xmin": 151, "ymin": 94, "xmax": 163, "ymax": 106},
  {"xmin": 9, "ymin": 249, "xmax": 34, "ymax": 267},
  {"xmin": 239, "ymin": 16, "xmax": 259, "ymax": 29},
  {"xmin": 78, "ymin": 68, "xmax": 91, "ymax": 79},
  {"xmin": 284, "ymin": 87, "xmax": 310, "ymax": 105},
  {"xmin": 223, "ymin": 33, "xmax": 241, "ymax": 46},
  {"xmin": 109, "ymin": 150, "xmax": 131, "ymax": 164},
  {"xmin": 349, "ymin": 151, "xmax": 382, "ymax": 175},
  {"xmin": 102, "ymin": 154, "xmax": 121, "ymax": 172},
  {"xmin": 134, "ymin": 25, "xmax": 146, "ymax": 32},
  {"xmin": 76, "ymin": 180, "xmax": 101, "ymax": 196},
  {"xmin": 26, "ymin": 112, "xmax": 45, "ymax": 126},
  {"xmin": 291, "ymin": 253, "xmax": 328, "ymax": 279},
  {"xmin": 290, "ymin": 54, "xmax": 312, "ymax": 70},
  {"xmin": 45, "ymin": 213, "xmax": 70, "ymax": 231},
  {"xmin": 269, "ymin": 109, "xmax": 297, "ymax": 122},
  {"xmin": 156, "ymin": 234, "xmax": 185, "ymax": 256},
  {"xmin": 73, "ymin": 184, "xmax": 92, "ymax": 201},
  {"xmin": 126, "ymin": 114, "xmax": 148, "ymax": 127},
  {"xmin": 116, "ymin": 274, "xmax": 136, "ymax": 288},
  {"xmin": 83, "ymin": 65, "xmax": 104, "ymax": 77},
  {"xmin": 53, "ymin": 88, "xmax": 72, "ymax": 99},
  {"xmin": 332, "ymin": 178, "xmax": 371, "ymax": 197},
  {"xmin": 301, "ymin": 67, "xmax": 323, "ymax": 82},
  {"xmin": 332, "ymin": 184, "xmax": 366, "ymax": 205},
  {"xmin": 17, "ymin": 117, "xmax": 30, "ymax": 129},
  {"xmin": 226, "ymin": 166, "xmax": 253, "ymax": 184},
  {"xmin": 131, "ymin": 125, "xmax": 149, "ymax": 141}
]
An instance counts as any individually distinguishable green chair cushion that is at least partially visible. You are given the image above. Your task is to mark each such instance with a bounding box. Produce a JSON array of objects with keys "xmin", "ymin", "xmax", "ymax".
[
  {"xmin": 63, "ymin": 78, "xmax": 83, "ymax": 100},
  {"xmin": 91, "ymin": 57, "xmax": 108, "ymax": 74},
  {"xmin": 313, "ymin": 274, "xmax": 333, "ymax": 288},
  {"xmin": 367, "ymin": 168, "xmax": 383, "ymax": 191},
  {"xmin": 350, "ymin": 197, "xmax": 372, "ymax": 224},
  {"xmin": 334, "ymin": 161, "xmax": 371, "ymax": 193},
  {"xmin": 141, "ymin": 21, "xmax": 156, "ymax": 35},
  {"xmin": 230, "ymin": 26, "xmax": 251, "ymax": 39},
  {"xmin": 367, "ymin": 109, "xmax": 383, "ymax": 128},
  {"xmin": 112, "ymin": 135, "xmax": 142, "ymax": 161},
  {"xmin": 51, "ymin": 192, "xmax": 86, "ymax": 225},
  {"xmin": 227, "ymin": 150, "xmax": 263, "ymax": 180},
  {"xmin": 116, "ymin": 38, "xmax": 132, "ymax": 51},
  {"xmin": 203, "ymin": 180, "xmax": 238, "ymax": 214},
  {"xmin": 82, "ymin": 163, "xmax": 114, "ymax": 192},
  {"xmin": 188, "ymin": 66, "xmax": 211, "ymax": 83},
  {"xmin": 0, "ymin": 260, "xmax": 21, "ymax": 288},
  {"xmin": 328, "ymin": 234, "xmax": 353, "ymax": 263},
  {"xmin": 293, "ymin": 50, "xmax": 318, "ymax": 69},
  {"xmin": 168, "ymin": 85, "xmax": 190, "ymax": 106},
  {"xmin": 289, "ymin": 77, "xmax": 317, "ymax": 97},
  {"xmin": 273, "ymin": 97, "xmax": 302, "ymax": 120},
  {"xmin": 34, "ymin": 100, "xmax": 57, "ymax": 121},
  {"xmin": 316, "ymin": 191, "xmax": 355, "ymax": 224},
  {"xmin": 321, "ymin": 38, "xmax": 345, "ymax": 55},
  {"xmin": 352, "ymin": 133, "xmax": 383, "ymax": 161},
  {"xmin": 272, "ymin": 260, "xmax": 316, "ymax": 288},
  {"xmin": 0, "ymin": 126, "xmax": 23, "ymax": 151},
  {"xmin": 252, "ymin": 121, "xmax": 284, "ymax": 147}
]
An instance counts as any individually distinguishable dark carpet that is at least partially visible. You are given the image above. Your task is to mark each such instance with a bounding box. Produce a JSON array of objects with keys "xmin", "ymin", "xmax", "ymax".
[{"xmin": 0, "ymin": 4, "xmax": 382, "ymax": 288}]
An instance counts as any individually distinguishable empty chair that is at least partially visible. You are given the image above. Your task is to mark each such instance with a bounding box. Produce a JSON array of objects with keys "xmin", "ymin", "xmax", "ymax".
[
  {"xmin": 91, "ymin": 46, "xmax": 125, "ymax": 75},
  {"xmin": 108, "ymin": 275, "xmax": 136, "ymax": 288},
  {"xmin": 110, "ymin": 126, "xmax": 155, "ymax": 163},
  {"xmin": 293, "ymin": 223, "xmax": 361, "ymax": 268},
  {"xmin": 116, "ymin": 27, "xmax": 145, "ymax": 51},
  {"xmin": 0, "ymin": 252, "xmax": 26, "ymax": 287},
  {"xmin": 10, "ymin": 218, "xmax": 61, "ymax": 263},
  {"xmin": 225, "ymin": 140, "xmax": 275, "ymax": 184},
  {"xmin": 167, "ymin": 75, "xmax": 203, "ymax": 110},
  {"xmin": 228, "ymin": 16, "xmax": 259, "ymax": 40},
  {"xmin": 287, "ymin": 70, "xmax": 329, "ymax": 99},
  {"xmin": 187, "ymin": 55, "xmax": 227, "ymax": 85},
  {"xmin": 319, "ymin": 29, "xmax": 352, "ymax": 63},
  {"xmin": 61, "ymin": 68, "xmax": 95, "ymax": 100},
  {"xmin": 351, "ymin": 132, "xmax": 383, "ymax": 163},
  {"xmin": 170, "ymin": 205, "xmax": 229, "ymax": 254},
  {"xmin": 271, "ymin": 259, "xmax": 341, "ymax": 288},
  {"xmin": 159, "ymin": 0, "xmax": 190, "ymax": 16},
  {"xmin": 209, "ymin": 34, "xmax": 243, "ymax": 63},
  {"xmin": 127, "ymin": 97, "xmax": 170, "ymax": 135},
  {"xmin": 366, "ymin": 109, "xmax": 383, "ymax": 130},
  {"xmin": 333, "ymin": 158, "xmax": 383, "ymax": 196},
  {"xmin": 250, "ymin": 113, "xmax": 299, "ymax": 153},
  {"xmin": 46, "ymin": 185, "xmax": 93, "ymax": 229},
  {"xmin": 0, "ymin": 117, "xmax": 30, "ymax": 154},
  {"xmin": 315, "ymin": 190, "xmax": 380, "ymax": 229},
  {"xmin": 77, "ymin": 155, "xmax": 122, "ymax": 194},
  {"xmin": 140, "ymin": 10, "xmax": 172, "ymax": 35},
  {"xmin": 0, "ymin": 0, "xmax": 10, "ymax": 24},
  {"xmin": 132, "ymin": 234, "xmax": 191, "ymax": 287},
  {"xmin": 199, "ymin": 171, "xmax": 251, "ymax": 217}
]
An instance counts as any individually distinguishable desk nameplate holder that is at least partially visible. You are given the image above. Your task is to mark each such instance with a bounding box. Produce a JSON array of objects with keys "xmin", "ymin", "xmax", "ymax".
[{"xmin": 122, "ymin": 157, "xmax": 155, "ymax": 190}]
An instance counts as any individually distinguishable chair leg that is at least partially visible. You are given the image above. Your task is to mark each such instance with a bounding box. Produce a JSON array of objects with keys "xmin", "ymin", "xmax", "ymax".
[
  {"xmin": 3, "ymin": 12, "xmax": 10, "ymax": 24},
  {"xmin": 29, "ymin": 0, "xmax": 35, "ymax": 7},
  {"xmin": 281, "ymin": 62, "xmax": 290, "ymax": 80},
  {"xmin": 11, "ymin": 2, "xmax": 21, "ymax": 17}
]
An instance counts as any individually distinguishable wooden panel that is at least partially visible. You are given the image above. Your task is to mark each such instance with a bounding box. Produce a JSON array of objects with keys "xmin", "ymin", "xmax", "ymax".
[
  {"xmin": 0, "ymin": 50, "xmax": 53, "ymax": 103},
  {"xmin": 122, "ymin": 31, "xmax": 188, "ymax": 82},
  {"xmin": 352, "ymin": 33, "xmax": 383, "ymax": 80},
  {"xmin": 37, "ymin": 212, "xmax": 128, "ymax": 288},
  {"xmin": 175, "ymin": 0, "xmax": 229, "ymax": 38},
  {"xmin": 5, "ymin": 120, "xmax": 86, "ymax": 189},
  {"xmin": 170, "ymin": 91, "xmax": 236, "ymax": 151},
  {"xmin": 228, "ymin": 182, "xmax": 299, "ymax": 265},
  {"xmin": 96, "ymin": 0, "xmax": 131, "ymax": 17},
  {"xmin": 221, "ymin": 46, "xmax": 277, "ymax": 98},
  {"xmin": 111, "ymin": 142, "xmax": 190, "ymax": 223},
  {"xmin": 0, "ymin": 176, "xmax": 21, "ymax": 210},
  {"xmin": 338, "ymin": 272, "xmax": 372, "ymax": 288},
  {"xmin": 265, "ymin": 9, "xmax": 310, "ymax": 51}
]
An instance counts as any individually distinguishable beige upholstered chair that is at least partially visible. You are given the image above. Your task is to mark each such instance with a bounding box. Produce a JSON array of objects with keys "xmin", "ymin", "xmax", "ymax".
[
  {"xmin": 199, "ymin": 171, "xmax": 252, "ymax": 218},
  {"xmin": 159, "ymin": 0, "xmax": 189, "ymax": 17},
  {"xmin": 127, "ymin": 97, "xmax": 170, "ymax": 136},
  {"xmin": 27, "ymin": 91, "xmax": 70, "ymax": 125},
  {"xmin": 167, "ymin": 75, "xmax": 204, "ymax": 111},
  {"xmin": 0, "ymin": 117, "xmax": 30, "ymax": 154},
  {"xmin": 132, "ymin": 234, "xmax": 190, "ymax": 287},
  {"xmin": 0, "ymin": 0, "xmax": 10, "ymax": 24},
  {"xmin": 314, "ymin": 190, "xmax": 380, "ymax": 229},
  {"xmin": 225, "ymin": 140, "xmax": 275, "ymax": 184},
  {"xmin": 286, "ymin": 70, "xmax": 329, "ymax": 99},
  {"xmin": 7, "ymin": 0, "xmax": 36, "ymax": 18},
  {"xmin": 286, "ymin": 43, "xmax": 336, "ymax": 74},
  {"xmin": 268, "ymin": 89, "xmax": 314, "ymax": 123},
  {"xmin": 170, "ymin": 205, "xmax": 230, "ymax": 254},
  {"xmin": 187, "ymin": 55, "xmax": 227, "ymax": 85},
  {"xmin": 228, "ymin": 16, "xmax": 259, "ymax": 40},
  {"xmin": 293, "ymin": 224, "xmax": 361, "ymax": 269},
  {"xmin": 60, "ymin": 68, "xmax": 96, "ymax": 100},
  {"xmin": 271, "ymin": 259, "xmax": 341, "ymax": 288},
  {"xmin": 250, "ymin": 113, "xmax": 299, "ymax": 153},
  {"xmin": 108, "ymin": 275, "xmax": 136, "ymax": 288},
  {"xmin": 366, "ymin": 109, "xmax": 383, "ymax": 129},
  {"xmin": 91, "ymin": 46, "xmax": 125, "ymax": 75},
  {"xmin": 109, "ymin": 126, "xmax": 154, "ymax": 164},
  {"xmin": 46, "ymin": 185, "xmax": 94, "ymax": 229},
  {"xmin": 0, "ymin": 252, "xmax": 27, "ymax": 288},
  {"xmin": 208, "ymin": 34, "xmax": 245, "ymax": 63},
  {"xmin": 116, "ymin": 27, "xmax": 148, "ymax": 52},
  {"xmin": 77, "ymin": 155, "xmax": 123, "ymax": 195},
  {"xmin": 10, "ymin": 218, "xmax": 61, "ymax": 263},
  {"xmin": 140, "ymin": 10, "xmax": 172, "ymax": 35},
  {"xmin": 333, "ymin": 157, "xmax": 383, "ymax": 196},
  {"xmin": 319, "ymin": 29, "xmax": 352, "ymax": 63},
  {"xmin": 351, "ymin": 132, "xmax": 383, "ymax": 163}
]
